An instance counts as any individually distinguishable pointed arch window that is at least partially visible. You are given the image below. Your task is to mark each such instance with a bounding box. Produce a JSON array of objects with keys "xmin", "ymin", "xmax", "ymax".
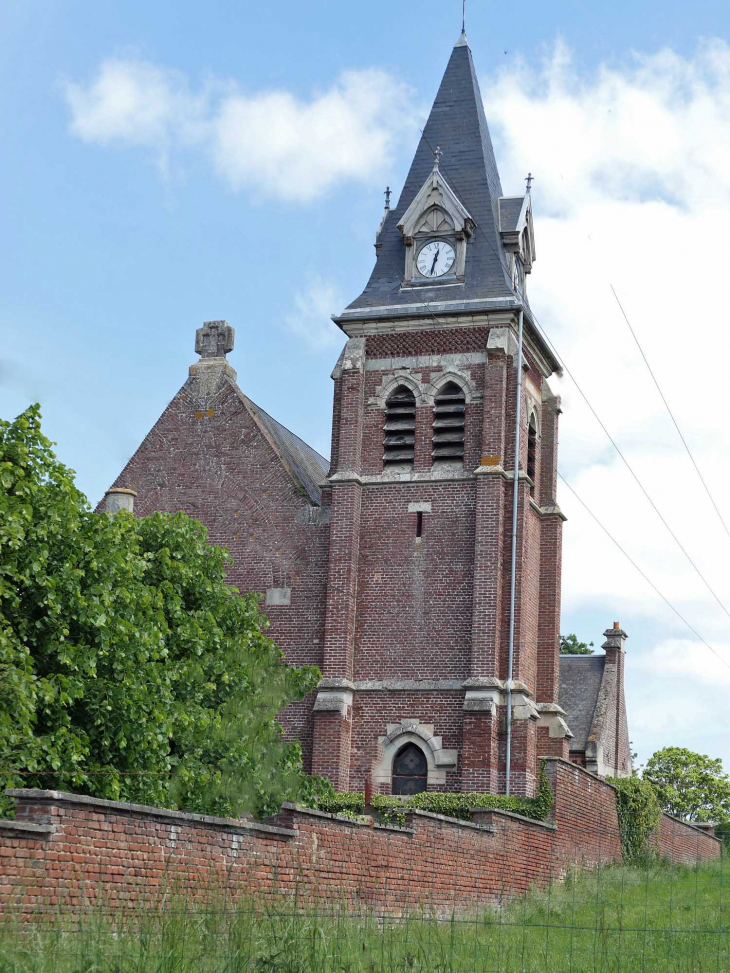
[
  {"xmin": 392, "ymin": 743, "xmax": 428, "ymax": 795},
  {"xmin": 527, "ymin": 412, "xmax": 538, "ymax": 493},
  {"xmin": 383, "ymin": 386, "xmax": 416, "ymax": 468},
  {"xmin": 432, "ymin": 382, "xmax": 465, "ymax": 462}
]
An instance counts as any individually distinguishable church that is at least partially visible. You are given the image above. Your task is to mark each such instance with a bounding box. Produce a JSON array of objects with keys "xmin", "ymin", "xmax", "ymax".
[{"xmin": 103, "ymin": 31, "xmax": 632, "ymax": 797}]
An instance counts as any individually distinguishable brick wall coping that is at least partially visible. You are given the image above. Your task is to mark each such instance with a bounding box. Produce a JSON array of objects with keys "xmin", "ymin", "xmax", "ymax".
[
  {"xmin": 539, "ymin": 756, "xmax": 619, "ymax": 791},
  {"xmin": 469, "ymin": 807, "xmax": 557, "ymax": 832},
  {"xmin": 0, "ymin": 819, "xmax": 55, "ymax": 837},
  {"xmin": 661, "ymin": 812, "xmax": 722, "ymax": 845},
  {"xmin": 402, "ymin": 809, "xmax": 496, "ymax": 833},
  {"xmin": 5, "ymin": 789, "xmax": 296, "ymax": 839},
  {"xmin": 281, "ymin": 803, "xmax": 415, "ymax": 834}
]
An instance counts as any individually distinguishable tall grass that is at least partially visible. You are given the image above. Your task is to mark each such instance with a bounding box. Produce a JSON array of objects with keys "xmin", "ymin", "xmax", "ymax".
[{"xmin": 0, "ymin": 859, "xmax": 727, "ymax": 971}]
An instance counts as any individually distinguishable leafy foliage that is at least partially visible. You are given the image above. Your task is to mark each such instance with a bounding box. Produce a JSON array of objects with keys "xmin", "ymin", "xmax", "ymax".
[
  {"xmin": 713, "ymin": 820, "xmax": 730, "ymax": 848},
  {"xmin": 608, "ymin": 775, "xmax": 661, "ymax": 863},
  {"xmin": 559, "ymin": 633, "xmax": 594, "ymax": 655},
  {"xmin": 643, "ymin": 746, "xmax": 730, "ymax": 822},
  {"xmin": 0, "ymin": 405, "xmax": 324, "ymax": 819},
  {"xmin": 315, "ymin": 761, "xmax": 554, "ymax": 823}
]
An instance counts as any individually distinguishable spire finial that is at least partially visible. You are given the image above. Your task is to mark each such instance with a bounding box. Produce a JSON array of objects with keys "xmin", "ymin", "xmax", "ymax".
[
  {"xmin": 384, "ymin": 186, "xmax": 391, "ymax": 210},
  {"xmin": 462, "ymin": 0, "xmax": 466, "ymax": 33},
  {"xmin": 525, "ymin": 172, "xmax": 534, "ymax": 194}
]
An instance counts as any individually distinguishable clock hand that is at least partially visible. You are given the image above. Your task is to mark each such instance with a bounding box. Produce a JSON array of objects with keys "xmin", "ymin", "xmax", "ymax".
[{"xmin": 430, "ymin": 248, "xmax": 439, "ymax": 276}]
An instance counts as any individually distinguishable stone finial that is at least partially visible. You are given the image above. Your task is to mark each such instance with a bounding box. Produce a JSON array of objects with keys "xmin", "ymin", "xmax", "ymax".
[
  {"xmin": 195, "ymin": 320, "xmax": 234, "ymax": 360},
  {"xmin": 104, "ymin": 487, "xmax": 136, "ymax": 517}
]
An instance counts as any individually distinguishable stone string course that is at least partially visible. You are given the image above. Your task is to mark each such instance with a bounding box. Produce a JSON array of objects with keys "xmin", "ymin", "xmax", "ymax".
[{"xmin": 1, "ymin": 760, "xmax": 719, "ymax": 917}]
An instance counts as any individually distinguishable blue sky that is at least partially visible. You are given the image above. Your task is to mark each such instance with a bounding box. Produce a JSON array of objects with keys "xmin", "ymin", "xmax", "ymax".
[{"xmin": 4, "ymin": 1, "xmax": 730, "ymax": 769}]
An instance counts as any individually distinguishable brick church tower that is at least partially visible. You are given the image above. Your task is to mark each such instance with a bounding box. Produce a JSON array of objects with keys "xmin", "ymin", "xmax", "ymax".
[
  {"xmin": 310, "ymin": 30, "xmax": 570, "ymax": 797},
  {"xmin": 105, "ymin": 30, "xmax": 611, "ymax": 801}
]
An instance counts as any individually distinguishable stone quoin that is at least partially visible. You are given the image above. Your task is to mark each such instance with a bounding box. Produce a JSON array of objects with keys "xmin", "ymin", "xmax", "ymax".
[{"xmin": 102, "ymin": 30, "xmax": 632, "ymax": 797}]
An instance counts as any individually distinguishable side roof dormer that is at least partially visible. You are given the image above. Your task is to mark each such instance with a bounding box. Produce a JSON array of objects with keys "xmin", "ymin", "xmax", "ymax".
[{"xmin": 499, "ymin": 194, "xmax": 536, "ymax": 274}]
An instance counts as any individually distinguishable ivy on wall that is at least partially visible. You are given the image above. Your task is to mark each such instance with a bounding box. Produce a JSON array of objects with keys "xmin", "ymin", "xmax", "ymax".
[
  {"xmin": 314, "ymin": 761, "xmax": 554, "ymax": 823},
  {"xmin": 608, "ymin": 776, "xmax": 661, "ymax": 862}
]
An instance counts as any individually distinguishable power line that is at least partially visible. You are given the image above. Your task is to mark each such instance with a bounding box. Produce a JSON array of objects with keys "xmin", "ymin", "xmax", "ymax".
[
  {"xmin": 609, "ymin": 282, "xmax": 730, "ymax": 543},
  {"xmin": 557, "ymin": 470, "xmax": 730, "ymax": 673},
  {"xmin": 529, "ymin": 305, "xmax": 730, "ymax": 626},
  {"xmin": 416, "ymin": 136, "xmax": 730, "ymax": 626}
]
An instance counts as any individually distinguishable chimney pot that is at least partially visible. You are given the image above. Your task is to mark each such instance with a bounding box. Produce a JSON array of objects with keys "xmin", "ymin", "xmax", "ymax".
[
  {"xmin": 613, "ymin": 621, "xmax": 620, "ymax": 630},
  {"xmin": 104, "ymin": 487, "xmax": 137, "ymax": 517}
]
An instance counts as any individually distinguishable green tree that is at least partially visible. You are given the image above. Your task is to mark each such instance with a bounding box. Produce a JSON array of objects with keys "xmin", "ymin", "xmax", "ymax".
[
  {"xmin": 559, "ymin": 633, "xmax": 595, "ymax": 654},
  {"xmin": 0, "ymin": 405, "xmax": 324, "ymax": 819},
  {"xmin": 643, "ymin": 747, "xmax": 730, "ymax": 822}
]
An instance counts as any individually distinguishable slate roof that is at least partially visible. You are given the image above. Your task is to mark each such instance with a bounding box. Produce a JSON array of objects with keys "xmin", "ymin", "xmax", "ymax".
[
  {"xmin": 499, "ymin": 197, "xmax": 526, "ymax": 233},
  {"xmin": 343, "ymin": 35, "xmax": 514, "ymax": 316},
  {"xmin": 559, "ymin": 655, "xmax": 606, "ymax": 752},
  {"xmin": 243, "ymin": 396, "xmax": 329, "ymax": 506}
]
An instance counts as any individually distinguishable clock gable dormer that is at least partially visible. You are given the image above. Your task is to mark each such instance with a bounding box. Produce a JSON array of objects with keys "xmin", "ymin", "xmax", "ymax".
[{"xmin": 397, "ymin": 155, "xmax": 474, "ymax": 286}]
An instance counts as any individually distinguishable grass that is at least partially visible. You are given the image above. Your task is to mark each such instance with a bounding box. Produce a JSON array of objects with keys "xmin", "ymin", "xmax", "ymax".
[{"xmin": 0, "ymin": 858, "xmax": 728, "ymax": 972}]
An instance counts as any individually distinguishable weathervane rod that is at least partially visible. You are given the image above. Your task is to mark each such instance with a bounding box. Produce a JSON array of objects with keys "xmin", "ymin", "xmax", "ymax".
[{"xmin": 462, "ymin": 0, "xmax": 466, "ymax": 33}]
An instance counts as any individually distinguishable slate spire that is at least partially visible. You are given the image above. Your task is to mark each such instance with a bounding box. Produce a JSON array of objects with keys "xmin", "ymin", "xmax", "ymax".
[{"xmin": 340, "ymin": 35, "xmax": 515, "ymax": 320}]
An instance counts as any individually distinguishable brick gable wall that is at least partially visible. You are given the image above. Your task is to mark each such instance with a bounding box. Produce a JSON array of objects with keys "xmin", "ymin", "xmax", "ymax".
[{"xmin": 104, "ymin": 366, "xmax": 330, "ymax": 769}]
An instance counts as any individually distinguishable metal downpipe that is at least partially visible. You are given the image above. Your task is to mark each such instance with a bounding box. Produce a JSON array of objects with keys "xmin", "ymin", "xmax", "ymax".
[{"xmin": 505, "ymin": 307, "xmax": 524, "ymax": 796}]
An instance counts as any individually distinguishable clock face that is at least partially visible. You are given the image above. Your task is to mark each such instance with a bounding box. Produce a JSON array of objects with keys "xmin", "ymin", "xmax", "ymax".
[{"xmin": 416, "ymin": 240, "xmax": 456, "ymax": 279}]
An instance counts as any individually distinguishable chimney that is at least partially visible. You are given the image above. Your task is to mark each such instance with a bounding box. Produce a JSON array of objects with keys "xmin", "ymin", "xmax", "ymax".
[
  {"xmin": 104, "ymin": 487, "xmax": 137, "ymax": 517},
  {"xmin": 602, "ymin": 621, "xmax": 628, "ymax": 665}
]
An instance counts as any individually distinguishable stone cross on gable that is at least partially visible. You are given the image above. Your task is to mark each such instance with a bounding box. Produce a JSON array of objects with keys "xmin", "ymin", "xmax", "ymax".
[{"xmin": 195, "ymin": 320, "xmax": 235, "ymax": 359}]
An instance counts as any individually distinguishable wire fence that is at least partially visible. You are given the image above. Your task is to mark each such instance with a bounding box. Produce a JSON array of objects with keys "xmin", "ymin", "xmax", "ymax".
[{"xmin": 0, "ymin": 816, "xmax": 726, "ymax": 972}]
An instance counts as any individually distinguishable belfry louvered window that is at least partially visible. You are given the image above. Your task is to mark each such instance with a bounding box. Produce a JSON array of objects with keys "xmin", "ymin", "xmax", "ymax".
[
  {"xmin": 432, "ymin": 382, "xmax": 465, "ymax": 462},
  {"xmin": 383, "ymin": 386, "xmax": 416, "ymax": 467}
]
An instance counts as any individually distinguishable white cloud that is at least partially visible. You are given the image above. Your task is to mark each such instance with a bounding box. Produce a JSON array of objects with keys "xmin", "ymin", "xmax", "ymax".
[
  {"xmin": 64, "ymin": 58, "xmax": 415, "ymax": 201},
  {"xmin": 481, "ymin": 40, "xmax": 730, "ymax": 765},
  {"xmin": 284, "ymin": 276, "xmax": 345, "ymax": 350}
]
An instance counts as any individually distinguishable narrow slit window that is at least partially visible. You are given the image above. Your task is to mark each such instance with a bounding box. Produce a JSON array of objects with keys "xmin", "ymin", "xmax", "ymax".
[
  {"xmin": 416, "ymin": 511, "xmax": 423, "ymax": 537},
  {"xmin": 432, "ymin": 382, "xmax": 465, "ymax": 462},
  {"xmin": 527, "ymin": 413, "xmax": 538, "ymax": 492},
  {"xmin": 383, "ymin": 386, "xmax": 416, "ymax": 468}
]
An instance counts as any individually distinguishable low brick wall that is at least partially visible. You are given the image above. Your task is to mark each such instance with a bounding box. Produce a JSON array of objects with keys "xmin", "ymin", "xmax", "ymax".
[
  {"xmin": 654, "ymin": 812, "xmax": 721, "ymax": 864},
  {"xmin": 0, "ymin": 758, "xmax": 720, "ymax": 917}
]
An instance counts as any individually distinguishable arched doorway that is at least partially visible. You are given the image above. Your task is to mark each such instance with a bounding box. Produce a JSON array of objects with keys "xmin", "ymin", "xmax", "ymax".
[{"xmin": 392, "ymin": 742, "xmax": 428, "ymax": 795}]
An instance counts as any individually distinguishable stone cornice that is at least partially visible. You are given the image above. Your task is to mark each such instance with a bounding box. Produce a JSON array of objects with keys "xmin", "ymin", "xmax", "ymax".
[
  {"xmin": 530, "ymin": 499, "xmax": 567, "ymax": 521},
  {"xmin": 332, "ymin": 306, "xmax": 559, "ymax": 378},
  {"xmin": 324, "ymin": 470, "xmax": 476, "ymax": 488},
  {"xmin": 326, "ymin": 472, "xmax": 363, "ymax": 486}
]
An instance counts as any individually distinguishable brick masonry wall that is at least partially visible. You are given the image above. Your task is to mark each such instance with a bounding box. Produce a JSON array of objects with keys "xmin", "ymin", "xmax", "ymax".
[
  {"xmin": 1, "ymin": 761, "xmax": 719, "ymax": 918},
  {"xmin": 350, "ymin": 691, "xmax": 464, "ymax": 792},
  {"xmin": 103, "ymin": 369, "xmax": 330, "ymax": 771},
  {"xmin": 653, "ymin": 813, "xmax": 721, "ymax": 865},
  {"xmin": 355, "ymin": 483, "xmax": 476, "ymax": 681}
]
